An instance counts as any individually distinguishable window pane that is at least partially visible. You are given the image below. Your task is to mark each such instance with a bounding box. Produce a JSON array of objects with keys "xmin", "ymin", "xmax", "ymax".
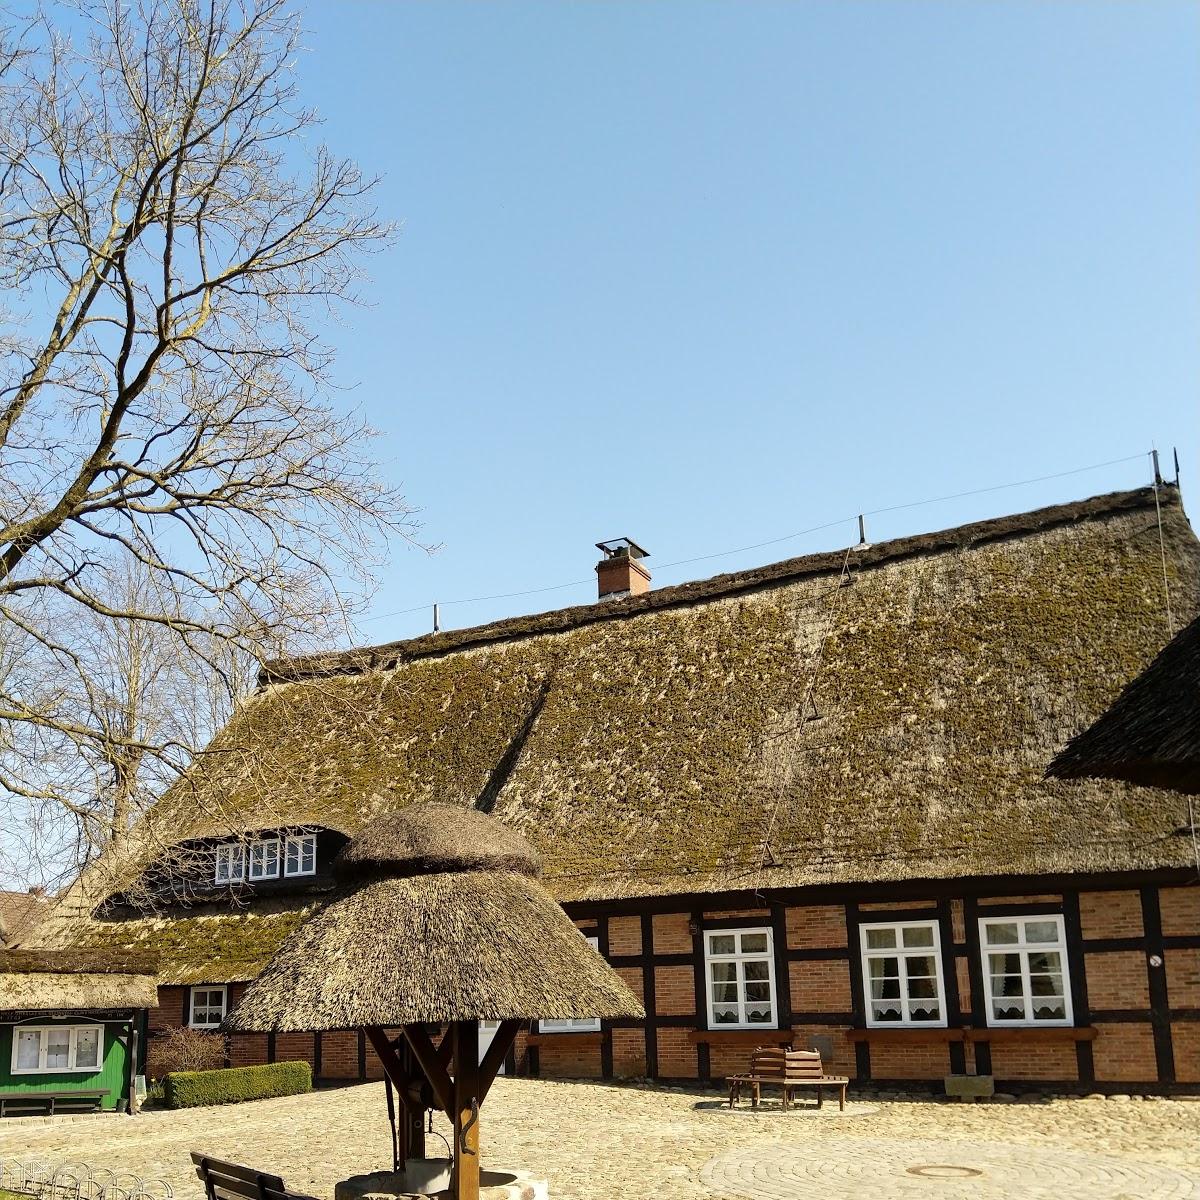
[
  {"xmin": 1024, "ymin": 920, "xmax": 1060, "ymax": 944},
  {"xmin": 869, "ymin": 956, "xmax": 900, "ymax": 980},
  {"xmin": 74, "ymin": 1028, "xmax": 100, "ymax": 1070},
  {"xmin": 871, "ymin": 1003, "xmax": 903, "ymax": 1022},
  {"xmin": 901, "ymin": 926, "xmax": 934, "ymax": 948},
  {"xmin": 907, "ymin": 1001, "xmax": 941, "ymax": 1022},
  {"xmin": 1030, "ymin": 973, "xmax": 1064, "ymax": 997},
  {"xmin": 1027, "ymin": 951, "xmax": 1062, "ymax": 974},
  {"xmin": 908, "ymin": 976, "xmax": 938, "ymax": 999},
  {"xmin": 744, "ymin": 982, "xmax": 771, "ymax": 1002},
  {"xmin": 985, "ymin": 922, "xmax": 1019, "ymax": 945},
  {"xmin": 711, "ymin": 1004, "xmax": 739, "ymax": 1024},
  {"xmin": 905, "ymin": 955, "xmax": 937, "ymax": 977},
  {"xmin": 871, "ymin": 977, "xmax": 901, "ymax": 1000},
  {"xmin": 710, "ymin": 962, "xmax": 737, "ymax": 983},
  {"xmin": 743, "ymin": 960, "xmax": 769, "ymax": 982},
  {"xmin": 745, "ymin": 1005, "xmax": 772, "ymax": 1024},
  {"xmin": 712, "ymin": 983, "xmax": 739, "ymax": 1002},
  {"xmin": 45, "ymin": 1030, "xmax": 71, "ymax": 1068},
  {"xmin": 16, "ymin": 1030, "xmax": 40, "ymax": 1070},
  {"xmin": 865, "ymin": 928, "xmax": 896, "ymax": 950},
  {"xmin": 709, "ymin": 935, "xmax": 735, "ymax": 955},
  {"xmin": 739, "ymin": 932, "xmax": 768, "ymax": 954},
  {"xmin": 988, "ymin": 952, "xmax": 1022, "ymax": 976},
  {"xmin": 989, "ymin": 973, "xmax": 1024, "ymax": 998}
]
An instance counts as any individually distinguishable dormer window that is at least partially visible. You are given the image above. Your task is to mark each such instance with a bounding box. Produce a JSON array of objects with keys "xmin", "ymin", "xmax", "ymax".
[
  {"xmin": 284, "ymin": 834, "xmax": 317, "ymax": 877},
  {"xmin": 248, "ymin": 838, "xmax": 280, "ymax": 881},
  {"xmin": 214, "ymin": 843, "xmax": 245, "ymax": 885}
]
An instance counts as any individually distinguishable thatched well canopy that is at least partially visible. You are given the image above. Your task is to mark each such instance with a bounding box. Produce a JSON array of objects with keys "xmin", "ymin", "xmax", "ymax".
[
  {"xmin": 225, "ymin": 803, "xmax": 643, "ymax": 1033},
  {"xmin": 0, "ymin": 949, "xmax": 159, "ymax": 1012},
  {"xmin": 1048, "ymin": 612, "xmax": 1200, "ymax": 794}
]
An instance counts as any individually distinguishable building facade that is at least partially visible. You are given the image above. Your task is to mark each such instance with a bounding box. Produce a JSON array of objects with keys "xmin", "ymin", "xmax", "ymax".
[{"xmin": 31, "ymin": 485, "xmax": 1200, "ymax": 1095}]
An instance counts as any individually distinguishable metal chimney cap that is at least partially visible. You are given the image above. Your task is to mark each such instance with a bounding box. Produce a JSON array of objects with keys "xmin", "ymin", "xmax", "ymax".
[{"xmin": 595, "ymin": 537, "xmax": 650, "ymax": 561}]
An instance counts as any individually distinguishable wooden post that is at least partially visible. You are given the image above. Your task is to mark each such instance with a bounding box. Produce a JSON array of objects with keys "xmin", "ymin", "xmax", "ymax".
[
  {"xmin": 366, "ymin": 1028, "xmax": 426, "ymax": 1164},
  {"xmin": 451, "ymin": 1021, "xmax": 481, "ymax": 1200}
]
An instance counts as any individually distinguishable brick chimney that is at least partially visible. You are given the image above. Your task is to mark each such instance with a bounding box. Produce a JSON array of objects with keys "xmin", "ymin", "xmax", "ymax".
[{"xmin": 595, "ymin": 538, "xmax": 651, "ymax": 601}]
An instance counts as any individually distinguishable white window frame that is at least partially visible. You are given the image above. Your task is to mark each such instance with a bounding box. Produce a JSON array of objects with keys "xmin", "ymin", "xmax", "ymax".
[
  {"xmin": 284, "ymin": 834, "xmax": 317, "ymax": 878},
  {"xmin": 859, "ymin": 919, "xmax": 948, "ymax": 1028},
  {"xmin": 540, "ymin": 936, "xmax": 603, "ymax": 1033},
  {"xmin": 703, "ymin": 926, "xmax": 779, "ymax": 1031},
  {"xmin": 10, "ymin": 1024, "xmax": 103, "ymax": 1075},
  {"xmin": 189, "ymin": 985, "xmax": 228, "ymax": 1030},
  {"xmin": 247, "ymin": 838, "xmax": 280, "ymax": 881},
  {"xmin": 214, "ymin": 843, "xmax": 245, "ymax": 885},
  {"xmin": 979, "ymin": 914, "xmax": 1073, "ymax": 1027}
]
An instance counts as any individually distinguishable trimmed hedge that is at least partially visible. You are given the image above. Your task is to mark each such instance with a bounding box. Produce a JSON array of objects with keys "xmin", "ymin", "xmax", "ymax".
[{"xmin": 162, "ymin": 1060, "xmax": 312, "ymax": 1109}]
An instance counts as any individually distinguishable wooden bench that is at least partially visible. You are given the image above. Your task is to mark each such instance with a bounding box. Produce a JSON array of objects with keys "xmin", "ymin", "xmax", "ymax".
[
  {"xmin": 727, "ymin": 1047, "xmax": 849, "ymax": 1111},
  {"xmin": 192, "ymin": 1153, "xmax": 318, "ymax": 1200},
  {"xmin": 0, "ymin": 1089, "xmax": 108, "ymax": 1117}
]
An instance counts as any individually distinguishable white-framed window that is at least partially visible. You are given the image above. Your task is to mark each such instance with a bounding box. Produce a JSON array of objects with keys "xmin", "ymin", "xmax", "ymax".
[
  {"xmin": 704, "ymin": 927, "xmax": 777, "ymax": 1029},
  {"xmin": 980, "ymin": 915, "xmax": 1072, "ymax": 1026},
  {"xmin": 284, "ymin": 834, "xmax": 317, "ymax": 878},
  {"xmin": 214, "ymin": 843, "xmax": 245, "ymax": 885},
  {"xmin": 248, "ymin": 838, "xmax": 280, "ymax": 881},
  {"xmin": 11, "ymin": 1024, "xmax": 103, "ymax": 1074},
  {"xmin": 189, "ymin": 985, "xmax": 228, "ymax": 1029},
  {"xmin": 860, "ymin": 920, "xmax": 947, "ymax": 1027},
  {"xmin": 540, "ymin": 936, "xmax": 603, "ymax": 1033}
]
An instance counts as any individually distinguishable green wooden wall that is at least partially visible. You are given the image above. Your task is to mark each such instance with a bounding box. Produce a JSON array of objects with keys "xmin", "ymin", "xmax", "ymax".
[{"xmin": 0, "ymin": 1020, "xmax": 128, "ymax": 1110}]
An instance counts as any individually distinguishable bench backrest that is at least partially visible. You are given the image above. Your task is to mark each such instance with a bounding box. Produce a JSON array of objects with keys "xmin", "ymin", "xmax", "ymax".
[
  {"xmin": 749, "ymin": 1047, "xmax": 827, "ymax": 1080},
  {"xmin": 191, "ymin": 1153, "xmax": 310, "ymax": 1200}
]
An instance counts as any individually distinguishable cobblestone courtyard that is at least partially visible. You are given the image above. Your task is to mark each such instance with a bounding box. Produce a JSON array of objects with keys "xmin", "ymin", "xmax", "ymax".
[{"xmin": 2, "ymin": 1081, "xmax": 1199, "ymax": 1200}]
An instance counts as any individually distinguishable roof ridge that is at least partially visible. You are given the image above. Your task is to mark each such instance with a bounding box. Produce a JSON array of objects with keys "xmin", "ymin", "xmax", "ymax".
[{"xmin": 260, "ymin": 484, "xmax": 1178, "ymax": 687}]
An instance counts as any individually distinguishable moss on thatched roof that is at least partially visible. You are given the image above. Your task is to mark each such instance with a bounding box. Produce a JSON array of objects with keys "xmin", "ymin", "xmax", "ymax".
[
  {"xmin": 0, "ymin": 949, "xmax": 156, "ymax": 975},
  {"xmin": 64, "ymin": 901, "xmax": 318, "ymax": 985},
  {"xmin": 0, "ymin": 891, "xmax": 46, "ymax": 947},
  {"xmin": 40, "ymin": 486, "xmax": 1200, "ymax": 977},
  {"xmin": 0, "ymin": 950, "xmax": 158, "ymax": 1012},
  {"xmin": 1048, "ymin": 611, "xmax": 1200, "ymax": 794},
  {"xmin": 225, "ymin": 871, "xmax": 644, "ymax": 1032}
]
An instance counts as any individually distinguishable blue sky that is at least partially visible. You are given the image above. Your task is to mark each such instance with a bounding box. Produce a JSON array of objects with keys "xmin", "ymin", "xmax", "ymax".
[{"xmin": 296, "ymin": 1, "xmax": 1199, "ymax": 643}]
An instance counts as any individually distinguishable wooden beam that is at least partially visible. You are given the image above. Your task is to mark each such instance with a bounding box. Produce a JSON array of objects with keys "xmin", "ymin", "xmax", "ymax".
[
  {"xmin": 365, "ymin": 1028, "xmax": 425, "ymax": 1162},
  {"xmin": 402, "ymin": 1023, "xmax": 454, "ymax": 1116},
  {"xmin": 478, "ymin": 1019, "xmax": 521, "ymax": 1103},
  {"xmin": 451, "ymin": 1021, "xmax": 481, "ymax": 1200}
]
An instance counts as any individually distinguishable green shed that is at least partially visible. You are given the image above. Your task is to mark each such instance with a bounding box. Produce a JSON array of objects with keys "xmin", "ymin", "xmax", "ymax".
[{"xmin": 0, "ymin": 950, "xmax": 158, "ymax": 1116}]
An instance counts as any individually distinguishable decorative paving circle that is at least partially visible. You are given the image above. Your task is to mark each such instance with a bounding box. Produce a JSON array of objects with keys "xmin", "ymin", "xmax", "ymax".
[{"xmin": 699, "ymin": 1136, "xmax": 1200, "ymax": 1199}]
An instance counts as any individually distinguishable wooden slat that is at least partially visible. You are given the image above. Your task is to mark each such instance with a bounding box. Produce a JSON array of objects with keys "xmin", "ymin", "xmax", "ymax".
[
  {"xmin": 190, "ymin": 1155, "xmax": 285, "ymax": 1189},
  {"xmin": 402, "ymin": 1024, "xmax": 454, "ymax": 1116}
]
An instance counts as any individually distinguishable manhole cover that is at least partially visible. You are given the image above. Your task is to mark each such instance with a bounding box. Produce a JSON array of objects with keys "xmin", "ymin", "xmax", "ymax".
[
  {"xmin": 906, "ymin": 1165, "xmax": 985, "ymax": 1179},
  {"xmin": 700, "ymin": 1136, "xmax": 1198, "ymax": 1199}
]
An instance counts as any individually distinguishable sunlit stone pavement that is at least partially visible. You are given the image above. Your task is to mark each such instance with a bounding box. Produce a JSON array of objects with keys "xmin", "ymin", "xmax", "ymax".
[{"xmin": 1, "ymin": 1078, "xmax": 1198, "ymax": 1199}]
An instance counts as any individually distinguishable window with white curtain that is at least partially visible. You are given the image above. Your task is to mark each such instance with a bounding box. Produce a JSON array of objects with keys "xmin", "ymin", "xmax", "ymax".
[
  {"xmin": 11, "ymin": 1025, "xmax": 103, "ymax": 1074},
  {"xmin": 704, "ymin": 928, "xmax": 777, "ymax": 1028},
  {"xmin": 980, "ymin": 915, "xmax": 1072, "ymax": 1026},
  {"xmin": 860, "ymin": 920, "xmax": 947, "ymax": 1027}
]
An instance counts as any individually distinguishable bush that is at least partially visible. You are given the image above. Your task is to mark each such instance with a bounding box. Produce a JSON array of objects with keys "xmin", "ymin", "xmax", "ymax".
[
  {"xmin": 147, "ymin": 1026, "xmax": 225, "ymax": 1077},
  {"xmin": 163, "ymin": 1060, "xmax": 312, "ymax": 1109}
]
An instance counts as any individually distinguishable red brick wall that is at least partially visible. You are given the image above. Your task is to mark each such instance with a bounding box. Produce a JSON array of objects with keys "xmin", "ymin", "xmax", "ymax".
[
  {"xmin": 1080, "ymin": 890, "xmax": 1142, "ymax": 939},
  {"xmin": 1085, "ymin": 950, "xmax": 1150, "ymax": 1009},
  {"xmin": 1091, "ymin": 1024, "xmax": 1158, "ymax": 1082},
  {"xmin": 320, "ymin": 1030, "xmax": 360, "ymax": 1079},
  {"xmin": 1160, "ymin": 887, "xmax": 1199, "ymax": 938},
  {"xmin": 989, "ymin": 1040, "xmax": 1077, "ymax": 1082},
  {"xmin": 607, "ymin": 916, "xmax": 641, "ymax": 957},
  {"xmin": 229, "ymin": 1033, "xmax": 268, "ymax": 1067},
  {"xmin": 869, "ymin": 1041, "xmax": 951, "ymax": 1080},
  {"xmin": 1166, "ymin": 950, "xmax": 1200, "ymax": 1007},
  {"xmin": 789, "ymin": 959, "xmax": 852, "ymax": 1012},
  {"xmin": 652, "ymin": 913, "xmax": 692, "ymax": 954},
  {"xmin": 535, "ymin": 1037, "xmax": 602, "ymax": 1079},
  {"xmin": 655, "ymin": 1028, "xmax": 698, "ymax": 1079},
  {"xmin": 611, "ymin": 1029, "xmax": 646, "ymax": 1078},
  {"xmin": 1172, "ymin": 1022, "xmax": 1200, "ymax": 1083},
  {"xmin": 655, "ymin": 966, "xmax": 696, "ymax": 1016},
  {"xmin": 275, "ymin": 1032, "xmax": 315, "ymax": 1067},
  {"xmin": 785, "ymin": 905, "xmax": 846, "ymax": 949}
]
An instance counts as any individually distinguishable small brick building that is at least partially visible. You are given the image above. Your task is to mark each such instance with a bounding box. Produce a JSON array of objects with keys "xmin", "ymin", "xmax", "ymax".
[{"xmin": 33, "ymin": 485, "xmax": 1200, "ymax": 1094}]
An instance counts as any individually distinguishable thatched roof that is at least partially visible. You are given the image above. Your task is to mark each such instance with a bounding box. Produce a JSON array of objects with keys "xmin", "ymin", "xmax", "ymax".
[
  {"xmin": 225, "ymin": 871, "xmax": 644, "ymax": 1031},
  {"xmin": 1048, "ymin": 612, "xmax": 1200, "ymax": 793},
  {"xmin": 0, "ymin": 890, "xmax": 46, "ymax": 947},
  {"xmin": 335, "ymin": 803, "xmax": 542, "ymax": 882},
  {"xmin": 36, "ymin": 486, "xmax": 1200, "ymax": 978},
  {"xmin": 0, "ymin": 949, "xmax": 159, "ymax": 1013}
]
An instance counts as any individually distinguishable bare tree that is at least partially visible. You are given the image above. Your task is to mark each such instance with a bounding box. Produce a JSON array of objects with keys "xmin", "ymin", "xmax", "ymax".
[{"xmin": 0, "ymin": 0, "xmax": 414, "ymax": 886}]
